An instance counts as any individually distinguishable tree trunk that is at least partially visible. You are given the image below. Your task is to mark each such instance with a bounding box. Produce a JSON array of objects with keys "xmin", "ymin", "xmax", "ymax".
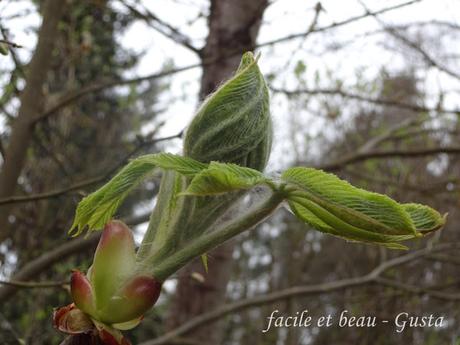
[
  {"xmin": 0, "ymin": 0, "xmax": 65, "ymax": 241},
  {"xmin": 165, "ymin": 1, "xmax": 268, "ymax": 344}
]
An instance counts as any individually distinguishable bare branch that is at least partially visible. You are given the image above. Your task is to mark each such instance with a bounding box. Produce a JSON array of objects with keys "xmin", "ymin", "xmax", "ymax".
[
  {"xmin": 121, "ymin": 1, "xmax": 201, "ymax": 55},
  {"xmin": 0, "ymin": 38, "xmax": 22, "ymax": 49},
  {"xmin": 388, "ymin": 28, "xmax": 460, "ymax": 80},
  {"xmin": 358, "ymin": 0, "xmax": 460, "ymax": 81},
  {"xmin": 271, "ymin": 87, "xmax": 460, "ymax": 115},
  {"xmin": 0, "ymin": 279, "xmax": 67, "ymax": 289},
  {"xmin": 0, "ymin": 211, "xmax": 151, "ymax": 301},
  {"xmin": 317, "ymin": 146, "xmax": 460, "ymax": 172},
  {"xmin": 257, "ymin": 0, "xmax": 422, "ymax": 49},
  {"xmin": 345, "ymin": 168, "xmax": 458, "ymax": 194},
  {"xmin": 375, "ymin": 277, "xmax": 460, "ymax": 300},
  {"xmin": 0, "ymin": 234, "xmax": 99, "ymax": 302},
  {"xmin": 33, "ymin": 66, "xmax": 201, "ymax": 123},
  {"xmin": 0, "ymin": 131, "xmax": 183, "ymax": 206},
  {"xmin": 0, "ymin": 25, "xmax": 24, "ymax": 75},
  {"xmin": 33, "ymin": 0, "xmax": 421, "ymax": 123},
  {"xmin": 139, "ymin": 242, "xmax": 460, "ymax": 345}
]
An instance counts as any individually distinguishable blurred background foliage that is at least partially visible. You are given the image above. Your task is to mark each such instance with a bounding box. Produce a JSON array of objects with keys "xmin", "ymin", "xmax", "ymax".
[{"xmin": 0, "ymin": 0, "xmax": 459, "ymax": 344}]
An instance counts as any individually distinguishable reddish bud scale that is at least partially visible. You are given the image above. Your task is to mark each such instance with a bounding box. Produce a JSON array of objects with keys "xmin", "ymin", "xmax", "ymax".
[
  {"xmin": 53, "ymin": 303, "xmax": 93, "ymax": 335},
  {"xmin": 99, "ymin": 329, "xmax": 132, "ymax": 345},
  {"xmin": 71, "ymin": 270, "xmax": 95, "ymax": 315}
]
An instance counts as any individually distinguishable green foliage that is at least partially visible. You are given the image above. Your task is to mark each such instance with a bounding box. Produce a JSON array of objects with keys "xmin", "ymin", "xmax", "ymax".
[
  {"xmin": 282, "ymin": 167, "xmax": 445, "ymax": 248},
  {"xmin": 183, "ymin": 162, "xmax": 267, "ymax": 196},
  {"xmin": 69, "ymin": 153, "xmax": 206, "ymax": 235},
  {"xmin": 402, "ymin": 203, "xmax": 446, "ymax": 233},
  {"xmin": 71, "ymin": 150, "xmax": 445, "ymax": 250}
]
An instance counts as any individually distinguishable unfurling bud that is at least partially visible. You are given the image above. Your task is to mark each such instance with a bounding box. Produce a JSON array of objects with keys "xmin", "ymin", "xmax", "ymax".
[
  {"xmin": 55, "ymin": 221, "xmax": 163, "ymax": 344},
  {"xmin": 71, "ymin": 221, "xmax": 162, "ymax": 326},
  {"xmin": 184, "ymin": 52, "xmax": 272, "ymax": 171}
]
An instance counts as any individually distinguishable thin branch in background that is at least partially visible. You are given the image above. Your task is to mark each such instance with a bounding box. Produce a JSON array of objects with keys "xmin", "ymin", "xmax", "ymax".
[
  {"xmin": 0, "ymin": 211, "xmax": 151, "ymax": 302},
  {"xmin": 354, "ymin": 117, "xmax": 420, "ymax": 154},
  {"xmin": 345, "ymin": 168, "xmax": 458, "ymax": 194},
  {"xmin": 121, "ymin": 0, "xmax": 202, "ymax": 55},
  {"xmin": 0, "ymin": 24, "xmax": 24, "ymax": 70},
  {"xmin": 278, "ymin": 2, "xmax": 323, "ymax": 72},
  {"xmin": 257, "ymin": 0, "xmax": 423, "ymax": 49},
  {"xmin": 317, "ymin": 146, "xmax": 460, "ymax": 172},
  {"xmin": 0, "ymin": 279, "xmax": 68, "ymax": 289},
  {"xmin": 0, "ymin": 130, "xmax": 183, "ymax": 206},
  {"xmin": 0, "ymin": 25, "xmax": 24, "ymax": 76},
  {"xmin": 427, "ymin": 254, "xmax": 460, "ymax": 266},
  {"xmin": 0, "ymin": 38, "xmax": 22, "ymax": 49},
  {"xmin": 375, "ymin": 277, "xmax": 460, "ymax": 300},
  {"xmin": 382, "ymin": 127, "xmax": 460, "ymax": 142},
  {"xmin": 389, "ymin": 29, "xmax": 460, "ymax": 80},
  {"xmin": 270, "ymin": 87, "xmax": 460, "ymax": 115},
  {"xmin": 357, "ymin": 0, "xmax": 460, "ymax": 81},
  {"xmin": 139, "ymin": 243, "xmax": 460, "ymax": 345},
  {"xmin": 0, "ymin": 25, "xmax": 24, "ymax": 117},
  {"xmin": 33, "ymin": 0, "xmax": 420, "ymax": 124},
  {"xmin": 32, "ymin": 132, "xmax": 72, "ymax": 177}
]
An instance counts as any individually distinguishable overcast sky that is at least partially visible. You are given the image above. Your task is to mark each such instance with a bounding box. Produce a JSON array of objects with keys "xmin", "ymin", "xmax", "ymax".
[
  {"xmin": 1, "ymin": 0, "xmax": 459, "ymax": 169},
  {"xmin": 117, "ymin": 0, "xmax": 460, "ymax": 168}
]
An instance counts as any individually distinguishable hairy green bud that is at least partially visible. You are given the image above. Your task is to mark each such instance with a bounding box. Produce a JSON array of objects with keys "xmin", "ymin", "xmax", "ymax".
[{"xmin": 184, "ymin": 52, "xmax": 272, "ymax": 171}]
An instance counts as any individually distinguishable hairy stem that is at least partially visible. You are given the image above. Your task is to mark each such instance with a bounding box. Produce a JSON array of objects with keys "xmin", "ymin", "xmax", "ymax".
[{"xmin": 148, "ymin": 191, "xmax": 284, "ymax": 281}]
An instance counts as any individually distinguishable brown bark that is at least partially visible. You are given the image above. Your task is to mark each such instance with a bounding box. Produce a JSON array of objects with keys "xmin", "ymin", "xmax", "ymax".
[
  {"xmin": 165, "ymin": 1, "xmax": 268, "ymax": 344},
  {"xmin": 0, "ymin": 0, "xmax": 65, "ymax": 241}
]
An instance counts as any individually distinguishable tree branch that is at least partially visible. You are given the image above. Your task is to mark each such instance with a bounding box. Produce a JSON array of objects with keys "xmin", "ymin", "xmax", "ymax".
[
  {"xmin": 33, "ymin": 0, "xmax": 421, "ymax": 123},
  {"xmin": 121, "ymin": 1, "xmax": 201, "ymax": 55},
  {"xmin": 317, "ymin": 146, "xmax": 460, "ymax": 172},
  {"xmin": 0, "ymin": 38, "xmax": 22, "ymax": 49},
  {"xmin": 257, "ymin": 0, "xmax": 422, "ymax": 49},
  {"xmin": 375, "ymin": 277, "xmax": 460, "ymax": 300},
  {"xmin": 140, "ymin": 242, "xmax": 460, "ymax": 345},
  {"xmin": 0, "ymin": 279, "xmax": 67, "ymax": 289},
  {"xmin": 0, "ymin": 212, "xmax": 151, "ymax": 302},
  {"xmin": 271, "ymin": 87, "xmax": 460, "ymax": 115},
  {"xmin": 0, "ymin": 0, "xmax": 65, "ymax": 242},
  {"xmin": 0, "ymin": 131, "xmax": 183, "ymax": 206},
  {"xmin": 358, "ymin": 0, "xmax": 460, "ymax": 81}
]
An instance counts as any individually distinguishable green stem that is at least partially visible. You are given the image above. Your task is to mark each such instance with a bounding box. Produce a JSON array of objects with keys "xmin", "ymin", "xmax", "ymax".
[{"xmin": 148, "ymin": 191, "xmax": 284, "ymax": 281}]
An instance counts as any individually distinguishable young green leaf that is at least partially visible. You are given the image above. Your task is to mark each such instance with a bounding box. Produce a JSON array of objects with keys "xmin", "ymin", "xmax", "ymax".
[
  {"xmin": 287, "ymin": 198, "xmax": 414, "ymax": 250},
  {"xmin": 69, "ymin": 153, "xmax": 207, "ymax": 235},
  {"xmin": 282, "ymin": 167, "xmax": 445, "ymax": 248},
  {"xmin": 402, "ymin": 203, "xmax": 447, "ymax": 234},
  {"xmin": 182, "ymin": 162, "xmax": 267, "ymax": 196},
  {"xmin": 184, "ymin": 52, "xmax": 272, "ymax": 171}
]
